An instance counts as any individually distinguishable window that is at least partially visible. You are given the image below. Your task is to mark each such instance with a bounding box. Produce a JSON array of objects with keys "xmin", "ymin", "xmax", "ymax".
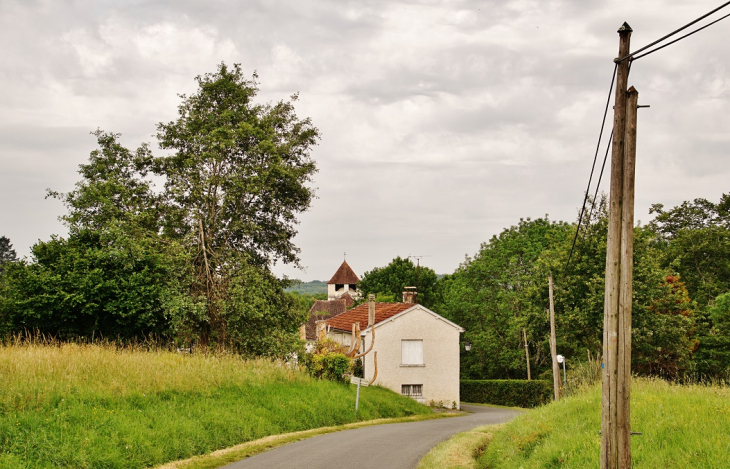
[
  {"xmin": 402, "ymin": 384, "xmax": 423, "ymax": 397},
  {"xmin": 401, "ymin": 340, "xmax": 424, "ymax": 365}
]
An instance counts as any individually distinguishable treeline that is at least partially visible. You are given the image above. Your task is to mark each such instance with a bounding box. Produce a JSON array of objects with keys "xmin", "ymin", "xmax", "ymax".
[
  {"xmin": 0, "ymin": 63, "xmax": 318, "ymax": 357},
  {"xmin": 433, "ymin": 194, "xmax": 730, "ymax": 381}
]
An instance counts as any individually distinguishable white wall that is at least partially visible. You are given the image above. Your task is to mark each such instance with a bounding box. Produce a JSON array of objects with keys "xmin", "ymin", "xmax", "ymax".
[{"xmin": 360, "ymin": 306, "xmax": 462, "ymax": 409}]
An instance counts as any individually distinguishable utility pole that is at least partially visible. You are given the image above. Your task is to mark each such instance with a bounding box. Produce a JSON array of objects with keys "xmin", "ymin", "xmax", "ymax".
[
  {"xmin": 523, "ymin": 328, "xmax": 531, "ymax": 380},
  {"xmin": 602, "ymin": 22, "xmax": 638, "ymax": 469},
  {"xmin": 549, "ymin": 273, "xmax": 560, "ymax": 400}
]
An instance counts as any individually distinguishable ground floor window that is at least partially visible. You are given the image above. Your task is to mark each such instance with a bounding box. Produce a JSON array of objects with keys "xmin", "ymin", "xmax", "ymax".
[{"xmin": 401, "ymin": 384, "xmax": 423, "ymax": 397}]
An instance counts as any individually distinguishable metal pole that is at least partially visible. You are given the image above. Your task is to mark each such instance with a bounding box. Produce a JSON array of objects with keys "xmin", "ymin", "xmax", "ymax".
[{"xmin": 355, "ymin": 378, "xmax": 361, "ymax": 413}]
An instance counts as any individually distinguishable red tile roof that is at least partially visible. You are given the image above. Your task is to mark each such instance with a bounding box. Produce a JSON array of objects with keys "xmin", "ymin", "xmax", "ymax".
[
  {"xmin": 328, "ymin": 261, "xmax": 360, "ymax": 285},
  {"xmin": 325, "ymin": 302, "xmax": 413, "ymax": 332},
  {"xmin": 339, "ymin": 292, "xmax": 355, "ymax": 308}
]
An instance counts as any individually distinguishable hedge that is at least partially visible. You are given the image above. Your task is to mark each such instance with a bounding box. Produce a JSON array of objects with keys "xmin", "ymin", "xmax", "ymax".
[{"xmin": 461, "ymin": 379, "xmax": 552, "ymax": 408}]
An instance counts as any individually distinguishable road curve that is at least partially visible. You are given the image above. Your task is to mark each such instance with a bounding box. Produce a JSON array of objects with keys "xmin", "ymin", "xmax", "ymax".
[{"xmin": 222, "ymin": 405, "xmax": 521, "ymax": 469}]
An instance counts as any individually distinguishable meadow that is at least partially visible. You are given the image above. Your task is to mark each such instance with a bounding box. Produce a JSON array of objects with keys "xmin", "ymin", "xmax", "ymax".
[
  {"xmin": 476, "ymin": 377, "xmax": 730, "ymax": 468},
  {"xmin": 0, "ymin": 341, "xmax": 431, "ymax": 468}
]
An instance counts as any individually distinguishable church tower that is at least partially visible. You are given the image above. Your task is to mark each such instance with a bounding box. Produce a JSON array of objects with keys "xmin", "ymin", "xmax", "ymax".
[{"xmin": 327, "ymin": 260, "xmax": 361, "ymax": 301}]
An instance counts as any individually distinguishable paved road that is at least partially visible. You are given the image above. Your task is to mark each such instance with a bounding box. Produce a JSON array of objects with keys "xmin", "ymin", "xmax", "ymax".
[{"xmin": 222, "ymin": 405, "xmax": 521, "ymax": 469}]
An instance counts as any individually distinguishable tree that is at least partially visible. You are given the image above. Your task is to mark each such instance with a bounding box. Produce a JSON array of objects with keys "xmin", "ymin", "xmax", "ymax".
[
  {"xmin": 0, "ymin": 227, "xmax": 181, "ymax": 339},
  {"xmin": 438, "ymin": 217, "xmax": 573, "ymax": 379},
  {"xmin": 359, "ymin": 256, "xmax": 439, "ymax": 307},
  {"xmin": 154, "ymin": 63, "xmax": 319, "ymax": 347},
  {"xmin": 0, "ymin": 236, "xmax": 17, "ymax": 275},
  {"xmin": 649, "ymin": 194, "xmax": 730, "ymax": 309}
]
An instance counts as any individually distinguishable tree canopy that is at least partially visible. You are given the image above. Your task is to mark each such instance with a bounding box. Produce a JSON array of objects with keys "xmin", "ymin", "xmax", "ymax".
[
  {"xmin": 1, "ymin": 63, "xmax": 317, "ymax": 355},
  {"xmin": 358, "ymin": 256, "xmax": 439, "ymax": 307}
]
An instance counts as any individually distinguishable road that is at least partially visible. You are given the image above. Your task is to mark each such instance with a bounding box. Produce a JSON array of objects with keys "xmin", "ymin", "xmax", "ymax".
[{"xmin": 222, "ymin": 404, "xmax": 521, "ymax": 469}]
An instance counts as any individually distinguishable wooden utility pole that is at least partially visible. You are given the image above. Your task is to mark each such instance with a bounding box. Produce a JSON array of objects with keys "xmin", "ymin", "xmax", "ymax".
[
  {"xmin": 549, "ymin": 273, "xmax": 560, "ymax": 400},
  {"xmin": 602, "ymin": 22, "xmax": 637, "ymax": 469},
  {"xmin": 523, "ymin": 328, "xmax": 531, "ymax": 380}
]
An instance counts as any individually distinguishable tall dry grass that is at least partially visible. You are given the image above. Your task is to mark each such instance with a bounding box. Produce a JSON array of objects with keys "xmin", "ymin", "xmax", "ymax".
[
  {"xmin": 0, "ymin": 340, "xmax": 301, "ymax": 411},
  {"xmin": 0, "ymin": 340, "xmax": 430, "ymax": 468}
]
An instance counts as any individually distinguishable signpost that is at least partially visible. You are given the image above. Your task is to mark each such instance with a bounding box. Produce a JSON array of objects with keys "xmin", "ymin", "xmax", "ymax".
[{"xmin": 351, "ymin": 376, "xmax": 369, "ymax": 412}]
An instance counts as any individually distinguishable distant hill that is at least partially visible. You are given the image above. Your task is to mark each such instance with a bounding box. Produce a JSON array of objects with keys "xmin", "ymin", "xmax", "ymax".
[{"xmin": 285, "ymin": 280, "xmax": 328, "ymax": 295}]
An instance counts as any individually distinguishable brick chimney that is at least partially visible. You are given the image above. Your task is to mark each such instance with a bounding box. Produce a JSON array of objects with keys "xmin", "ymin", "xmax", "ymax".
[{"xmin": 402, "ymin": 286, "xmax": 418, "ymax": 304}]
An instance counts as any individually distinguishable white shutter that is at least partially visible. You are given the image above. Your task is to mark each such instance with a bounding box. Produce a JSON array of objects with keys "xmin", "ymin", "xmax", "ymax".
[{"xmin": 401, "ymin": 340, "xmax": 424, "ymax": 365}]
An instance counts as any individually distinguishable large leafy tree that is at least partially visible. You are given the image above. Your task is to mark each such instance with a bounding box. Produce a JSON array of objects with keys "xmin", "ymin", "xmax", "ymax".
[
  {"xmin": 154, "ymin": 63, "xmax": 318, "ymax": 347},
  {"xmin": 649, "ymin": 194, "xmax": 730, "ymax": 309},
  {"xmin": 1, "ymin": 132, "xmax": 183, "ymax": 339},
  {"xmin": 438, "ymin": 217, "xmax": 573, "ymax": 379},
  {"xmin": 359, "ymin": 256, "xmax": 439, "ymax": 307}
]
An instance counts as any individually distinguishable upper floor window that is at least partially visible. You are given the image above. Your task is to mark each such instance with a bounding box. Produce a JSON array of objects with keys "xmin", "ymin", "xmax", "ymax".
[{"xmin": 402, "ymin": 339, "xmax": 424, "ymax": 365}]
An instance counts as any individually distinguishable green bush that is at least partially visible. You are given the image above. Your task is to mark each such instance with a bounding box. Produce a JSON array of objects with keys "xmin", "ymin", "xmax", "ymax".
[
  {"xmin": 461, "ymin": 380, "xmax": 551, "ymax": 408},
  {"xmin": 300, "ymin": 338, "xmax": 353, "ymax": 383}
]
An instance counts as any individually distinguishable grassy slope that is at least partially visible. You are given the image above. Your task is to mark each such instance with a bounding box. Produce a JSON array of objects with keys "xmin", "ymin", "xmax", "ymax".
[
  {"xmin": 0, "ymin": 343, "xmax": 430, "ymax": 468},
  {"xmin": 478, "ymin": 378, "xmax": 730, "ymax": 468}
]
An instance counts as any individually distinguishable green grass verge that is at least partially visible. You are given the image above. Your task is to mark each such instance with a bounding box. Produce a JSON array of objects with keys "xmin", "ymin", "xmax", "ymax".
[
  {"xmin": 0, "ymin": 343, "xmax": 432, "ymax": 468},
  {"xmin": 477, "ymin": 377, "xmax": 730, "ymax": 468},
  {"xmin": 418, "ymin": 424, "xmax": 503, "ymax": 469}
]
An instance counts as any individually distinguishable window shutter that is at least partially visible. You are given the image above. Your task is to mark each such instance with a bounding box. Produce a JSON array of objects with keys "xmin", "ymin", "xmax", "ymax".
[{"xmin": 401, "ymin": 340, "xmax": 424, "ymax": 365}]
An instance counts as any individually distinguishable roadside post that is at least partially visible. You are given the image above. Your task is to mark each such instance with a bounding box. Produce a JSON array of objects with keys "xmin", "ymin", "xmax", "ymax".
[
  {"xmin": 557, "ymin": 355, "xmax": 566, "ymax": 387},
  {"xmin": 351, "ymin": 375, "xmax": 369, "ymax": 412}
]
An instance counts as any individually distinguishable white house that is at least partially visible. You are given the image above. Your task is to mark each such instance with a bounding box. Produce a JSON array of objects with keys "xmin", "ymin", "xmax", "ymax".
[{"xmin": 325, "ymin": 293, "xmax": 464, "ymax": 408}]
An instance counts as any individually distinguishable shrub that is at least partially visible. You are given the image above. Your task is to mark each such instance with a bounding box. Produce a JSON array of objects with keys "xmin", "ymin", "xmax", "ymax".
[
  {"xmin": 300, "ymin": 338, "xmax": 353, "ymax": 383},
  {"xmin": 461, "ymin": 380, "xmax": 551, "ymax": 408}
]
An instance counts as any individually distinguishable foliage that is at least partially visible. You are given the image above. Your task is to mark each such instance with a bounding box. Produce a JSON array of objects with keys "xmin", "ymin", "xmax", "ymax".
[
  {"xmin": 0, "ymin": 227, "xmax": 182, "ymax": 340},
  {"xmin": 691, "ymin": 291, "xmax": 730, "ymax": 379},
  {"xmin": 284, "ymin": 280, "xmax": 328, "ymax": 296},
  {"xmin": 632, "ymin": 275, "xmax": 696, "ymax": 379},
  {"xmin": 438, "ymin": 216, "xmax": 572, "ymax": 380},
  {"xmin": 0, "ymin": 236, "xmax": 17, "ymax": 276},
  {"xmin": 0, "ymin": 341, "xmax": 430, "ymax": 468},
  {"xmin": 649, "ymin": 194, "xmax": 730, "ymax": 309},
  {"xmin": 300, "ymin": 338, "xmax": 353, "ymax": 383},
  {"xmin": 460, "ymin": 380, "xmax": 552, "ymax": 408},
  {"xmin": 3, "ymin": 65, "xmax": 318, "ymax": 357},
  {"xmin": 359, "ymin": 256, "xmax": 439, "ymax": 307},
  {"xmin": 152, "ymin": 63, "xmax": 319, "ymax": 348}
]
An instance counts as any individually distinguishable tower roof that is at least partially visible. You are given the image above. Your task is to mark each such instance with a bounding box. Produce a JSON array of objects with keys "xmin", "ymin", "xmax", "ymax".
[{"xmin": 328, "ymin": 260, "xmax": 360, "ymax": 285}]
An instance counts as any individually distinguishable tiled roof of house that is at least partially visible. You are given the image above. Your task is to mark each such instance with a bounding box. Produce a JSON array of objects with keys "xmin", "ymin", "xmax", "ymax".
[
  {"xmin": 325, "ymin": 302, "xmax": 413, "ymax": 332},
  {"xmin": 339, "ymin": 292, "xmax": 355, "ymax": 308},
  {"xmin": 328, "ymin": 261, "xmax": 360, "ymax": 285},
  {"xmin": 304, "ymin": 300, "xmax": 348, "ymax": 341}
]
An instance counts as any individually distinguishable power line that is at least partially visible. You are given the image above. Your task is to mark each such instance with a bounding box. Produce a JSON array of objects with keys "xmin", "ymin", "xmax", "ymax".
[
  {"xmin": 617, "ymin": 1, "xmax": 730, "ymax": 63},
  {"xmin": 632, "ymin": 11, "xmax": 730, "ymax": 61},
  {"xmin": 563, "ymin": 64, "xmax": 617, "ymax": 274}
]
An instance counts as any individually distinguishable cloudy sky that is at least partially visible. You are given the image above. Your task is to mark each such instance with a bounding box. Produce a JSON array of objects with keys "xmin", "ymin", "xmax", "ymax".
[{"xmin": 1, "ymin": 0, "xmax": 728, "ymax": 281}]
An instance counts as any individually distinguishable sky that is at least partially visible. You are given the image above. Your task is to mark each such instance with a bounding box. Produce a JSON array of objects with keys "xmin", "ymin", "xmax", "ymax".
[{"xmin": 1, "ymin": 0, "xmax": 728, "ymax": 281}]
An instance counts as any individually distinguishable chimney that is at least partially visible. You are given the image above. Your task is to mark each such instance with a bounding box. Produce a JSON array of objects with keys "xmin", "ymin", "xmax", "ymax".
[
  {"xmin": 368, "ymin": 294, "xmax": 375, "ymax": 326},
  {"xmin": 402, "ymin": 286, "xmax": 418, "ymax": 304}
]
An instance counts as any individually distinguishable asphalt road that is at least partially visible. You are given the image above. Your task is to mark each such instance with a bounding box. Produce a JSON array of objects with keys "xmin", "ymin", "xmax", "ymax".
[{"xmin": 222, "ymin": 405, "xmax": 521, "ymax": 469}]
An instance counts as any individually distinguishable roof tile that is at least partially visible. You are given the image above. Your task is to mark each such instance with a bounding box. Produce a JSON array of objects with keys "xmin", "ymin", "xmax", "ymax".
[
  {"xmin": 325, "ymin": 302, "xmax": 413, "ymax": 332},
  {"xmin": 328, "ymin": 261, "xmax": 360, "ymax": 285}
]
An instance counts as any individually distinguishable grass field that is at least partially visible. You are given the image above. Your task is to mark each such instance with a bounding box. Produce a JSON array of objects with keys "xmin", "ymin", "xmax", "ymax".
[
  {"xmin": 0, "ymin": 342, "xmax": 431, "ymax": 468},
  {"xmin": 475, "ymin": 377, "xmax": 730, "ymax": 468}
]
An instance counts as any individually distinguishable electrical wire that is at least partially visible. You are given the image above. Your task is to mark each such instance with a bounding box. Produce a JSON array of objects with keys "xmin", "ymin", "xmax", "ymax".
[
  {"xmin": 617, "ymin": 1, "xmax": 730, "ymax": 63},
  {"xmin": 632, "ymin": 11, "xmax": 730, "ymax": 61},
  {"xmin": 563, "ymin": 64, "xmax": 617, "ymax": 274}
]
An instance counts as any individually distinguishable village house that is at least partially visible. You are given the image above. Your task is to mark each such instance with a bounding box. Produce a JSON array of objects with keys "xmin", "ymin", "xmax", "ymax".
[
  {"xmin": 324, "ymin": 290, "xmax": 465, "ymax": 408},
  {"xmin": 300, "ymin": 260, "xmax": 360, "ymax": 344}
]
